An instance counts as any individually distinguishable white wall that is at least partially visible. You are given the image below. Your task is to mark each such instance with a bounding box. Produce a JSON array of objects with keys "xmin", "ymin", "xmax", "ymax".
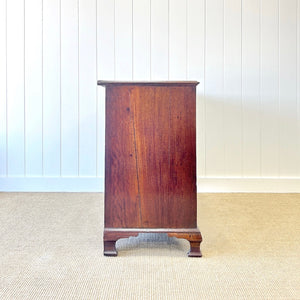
[{"xmin": 0, "ymin": 0, "xmax": 300, "ymax": 192}]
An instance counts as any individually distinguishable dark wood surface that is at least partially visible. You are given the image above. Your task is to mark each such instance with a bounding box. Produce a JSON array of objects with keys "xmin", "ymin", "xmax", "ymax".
[
  {"xmin": 100, "ymin": 81, "xmax": 202, "ymax": 257},
  {"xmin": 98, "ymin": 80, "xmax": 199, "ymax": 86}
]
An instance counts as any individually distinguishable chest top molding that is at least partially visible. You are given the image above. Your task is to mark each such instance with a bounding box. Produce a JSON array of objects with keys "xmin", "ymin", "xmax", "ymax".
[{"xmin": 97, "ymin": 80, "xmax": 199, "ymax": 87}]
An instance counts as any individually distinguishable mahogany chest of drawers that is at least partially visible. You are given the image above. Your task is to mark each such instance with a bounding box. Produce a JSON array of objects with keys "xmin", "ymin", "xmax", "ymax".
[{"xmin": 97, "ymin": 81, "xmax": 202, "ymax": 257}]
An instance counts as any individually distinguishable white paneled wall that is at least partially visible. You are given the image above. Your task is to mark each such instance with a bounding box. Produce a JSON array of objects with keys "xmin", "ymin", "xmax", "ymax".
[{"xmin": 0, "ymin": 0, "xmax": 300, "ymax": 192}]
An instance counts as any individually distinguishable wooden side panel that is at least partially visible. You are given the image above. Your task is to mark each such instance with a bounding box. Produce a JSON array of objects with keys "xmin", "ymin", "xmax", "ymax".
[
  {"xmin": 105, "ymin": 86, "xmax": 141, "ymax": 228},
  {"xmin": 104, "ymin": 84, "xmax": 197, "ymax": 229},
  {"xmin": 168, "ymin": 86, "xmax": 197, "ymax": 228},
  {"xmin": 133, "ymin": 86, "xmax": 171, "ymax": 228}
]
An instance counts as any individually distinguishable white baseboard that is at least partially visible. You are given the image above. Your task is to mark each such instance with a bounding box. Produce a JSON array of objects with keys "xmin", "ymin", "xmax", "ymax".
[
  {"xmin": 1, "ymin": 177, "xmax": 300, "ymax": 193},
  {"xmin": 0, "ymin": 177, "xmax": 104, "ymax": 192},
  {"xmin": 197, "ymin": 178, "xmax": 300, "ymax": 193}
]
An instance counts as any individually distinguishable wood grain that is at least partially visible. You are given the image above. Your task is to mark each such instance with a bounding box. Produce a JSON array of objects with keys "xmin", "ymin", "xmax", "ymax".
[
  {"xmin": 101, "ymin": 81, "xmax": 202, "ymax": 256},
  {"xmin": 105, "ymin": 86, "xmax": 142, "ymax": 228}
]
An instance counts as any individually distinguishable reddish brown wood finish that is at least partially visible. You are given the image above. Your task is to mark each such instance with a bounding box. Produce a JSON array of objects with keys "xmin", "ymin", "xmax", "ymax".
[{"xmin": 98, "ymin": 81, "xmax": 202, "ymax": 257}]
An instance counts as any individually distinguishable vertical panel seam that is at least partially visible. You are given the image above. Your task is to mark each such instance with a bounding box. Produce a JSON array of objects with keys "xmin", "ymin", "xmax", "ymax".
[
  {"xmin": 168, "ymin": 88, "xmax": 171, "ymax": 212},
  {"xmin": 130, "ymin": 95, "xmax": 142, "ymax": 225}
]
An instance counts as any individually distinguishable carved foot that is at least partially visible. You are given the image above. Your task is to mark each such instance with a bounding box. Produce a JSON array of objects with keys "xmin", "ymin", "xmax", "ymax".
[
  {"xmin": 103, "ymin": 229, "xmax": 140, "ymax": 257},
  {"xmin": 188, "ymin": 241, "xmax": 202, "ymax": 257},
  {"xmin": 167, "ymin": 229, "xmax": 202, "ymax": 257},
  {"xmin": 104, "ymin": 241, "xmax": 118, "ymax": 256}
]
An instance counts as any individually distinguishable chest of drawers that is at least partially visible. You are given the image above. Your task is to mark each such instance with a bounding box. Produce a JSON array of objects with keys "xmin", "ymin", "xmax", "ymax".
[{"xmin": 98, "ymin": 81, "xmax": 202, "ymax": 257}]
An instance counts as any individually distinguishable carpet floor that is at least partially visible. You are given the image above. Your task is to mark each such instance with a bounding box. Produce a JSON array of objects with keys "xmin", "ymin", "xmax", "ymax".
[{"xmin": 0, "ymin": 193, "xmax": 299, "ymax": 299}]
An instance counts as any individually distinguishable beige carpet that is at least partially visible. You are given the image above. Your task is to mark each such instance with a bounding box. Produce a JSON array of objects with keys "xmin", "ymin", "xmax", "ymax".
[{"xmin": 0, "ymin": 193, "xmax": 299, "ymax": 299}]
